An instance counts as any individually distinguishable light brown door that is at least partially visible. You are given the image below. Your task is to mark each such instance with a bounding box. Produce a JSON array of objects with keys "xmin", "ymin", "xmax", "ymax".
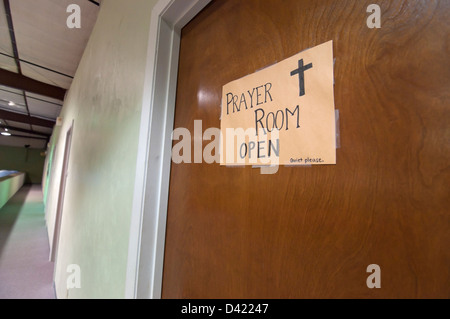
[{"xmin": 162, "ymin": 0, "xmax": 449, "ymax": 298}]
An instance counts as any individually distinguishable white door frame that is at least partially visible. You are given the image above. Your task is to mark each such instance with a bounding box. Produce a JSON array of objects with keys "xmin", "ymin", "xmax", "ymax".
[
  {"xmin": 50, "ymin": 121, "xmax": 74, "ymax": 264},
  {"xmin": 125, "ymin": 0, "xmax": 212, "ymax": 299}
]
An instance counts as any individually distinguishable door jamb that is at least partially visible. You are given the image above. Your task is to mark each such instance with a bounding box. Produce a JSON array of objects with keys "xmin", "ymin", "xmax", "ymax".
[
  {"xmin": 50, "ymin": 121, "xmax": 74, "ymax": 265},
  {"xmin": 126, "ymin": 0, "xmax": 212, "ymax": 299}
]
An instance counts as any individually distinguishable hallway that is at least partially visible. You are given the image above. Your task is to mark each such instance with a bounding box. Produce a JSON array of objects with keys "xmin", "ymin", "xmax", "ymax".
[{"xmin": 0, "ymin": 185, "xmax": 55, "ymax": 299}]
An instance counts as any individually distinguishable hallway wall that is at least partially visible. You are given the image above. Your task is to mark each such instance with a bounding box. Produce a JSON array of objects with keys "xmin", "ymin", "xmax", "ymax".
[{"xmin": 44, "ymin": 0, "xmax": 158, "ymax": 298}]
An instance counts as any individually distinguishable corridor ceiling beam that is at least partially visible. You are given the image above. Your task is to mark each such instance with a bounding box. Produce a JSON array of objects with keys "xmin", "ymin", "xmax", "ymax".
[
  {"xmin": 0, "ymin": 69, "xmax": 66, "ymax": 101},
  {"xmin": 6, "ymin": 133, "xmax": 48, "ymax": 141},
  {"xmin": 0, "ymin": 109, "xmax": 55, "ymax": 128},
  {"xmin": 0, "ymin": 124, "xmax": 50, "ymax": 137}
]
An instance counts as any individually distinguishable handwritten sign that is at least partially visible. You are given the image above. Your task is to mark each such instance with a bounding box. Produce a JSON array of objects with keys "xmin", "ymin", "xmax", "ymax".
[{"xmin": 220, "ymin": 40, "xmax": 336, "ymax": 166}]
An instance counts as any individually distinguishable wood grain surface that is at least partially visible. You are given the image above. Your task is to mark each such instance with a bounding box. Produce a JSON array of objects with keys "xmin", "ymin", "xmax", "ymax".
[{"xmin": 162, "ymin": 0, "xmax": 449, "ymax": 298}]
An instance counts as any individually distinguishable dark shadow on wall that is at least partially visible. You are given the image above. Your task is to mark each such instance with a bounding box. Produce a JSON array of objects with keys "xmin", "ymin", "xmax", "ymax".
[
  {"xmin": 0, "ymin": 185, "xmax": 30, "ymax": 258},
  {"xmin": 0, "ymin": 184, "xmax": 55, "ymax": 299},
  {"xmin": 0, "ymin": 146, "xmax": 46, "ymax": 184}
]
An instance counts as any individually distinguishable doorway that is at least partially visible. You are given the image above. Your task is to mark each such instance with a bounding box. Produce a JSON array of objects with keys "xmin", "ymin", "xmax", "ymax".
[{"xmin": 50, "ymin": 122, "xmax": 73, "ymax": 264}]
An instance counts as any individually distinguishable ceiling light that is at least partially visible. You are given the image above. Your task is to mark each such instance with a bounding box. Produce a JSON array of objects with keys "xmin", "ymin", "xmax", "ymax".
[
  {"xmin": 4, "ymin": 128, "xmax": 8, "ymax": 132},
  {"xmin": 8, "ymin": 101, "xmax": 15, "ymax": 106},
  {"xmin": 1, "ymin": 132, "xmax": 11, "ymax": 136}
]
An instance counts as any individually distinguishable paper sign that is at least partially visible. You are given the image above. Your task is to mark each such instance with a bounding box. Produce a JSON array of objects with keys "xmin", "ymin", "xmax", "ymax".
[{"xmin": 220, "ymin": 40, "xmax": 336, "ymax": 166}]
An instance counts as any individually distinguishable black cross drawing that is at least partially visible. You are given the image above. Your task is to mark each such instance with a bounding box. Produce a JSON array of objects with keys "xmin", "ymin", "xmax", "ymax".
[{"xmin": 290, "ymin": 59, "xmax": 313, "ymax": 97}]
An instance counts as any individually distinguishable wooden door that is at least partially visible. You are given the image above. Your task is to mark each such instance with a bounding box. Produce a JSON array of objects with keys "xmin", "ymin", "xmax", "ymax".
[{"xmin": 162, "ymin": 0, "xmax": 449, "ymax": 298}]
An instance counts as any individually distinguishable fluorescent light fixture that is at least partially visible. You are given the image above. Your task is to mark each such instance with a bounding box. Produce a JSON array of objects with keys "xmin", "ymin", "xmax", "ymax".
[{"xmin": 1, "ymin": 132, "xmax": 11, "ymax": 136}]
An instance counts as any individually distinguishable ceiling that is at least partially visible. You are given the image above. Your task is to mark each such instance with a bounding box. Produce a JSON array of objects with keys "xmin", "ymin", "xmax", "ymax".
[{"xmin": 0, "ymin": 0, "xmax": 100, "ymax": 149}]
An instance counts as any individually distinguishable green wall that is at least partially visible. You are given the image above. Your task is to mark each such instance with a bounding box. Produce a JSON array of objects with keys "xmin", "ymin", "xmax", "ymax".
[
  {"xmin": 0, "ymin": 145, "xmax": 46, "ymax": 184},
  {"xmin": 45, "ymin": 0, "xmax": 158, "ymax": 299},
  {"xmin": 0, "ymin": 173, "xmax": 25, "ymax": 209}
]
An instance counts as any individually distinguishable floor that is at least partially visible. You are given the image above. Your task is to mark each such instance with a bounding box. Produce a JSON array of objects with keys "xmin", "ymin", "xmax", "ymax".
[{"xmin": 0, "ymin": 185, "xmax": 55, "ymax": 299}]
